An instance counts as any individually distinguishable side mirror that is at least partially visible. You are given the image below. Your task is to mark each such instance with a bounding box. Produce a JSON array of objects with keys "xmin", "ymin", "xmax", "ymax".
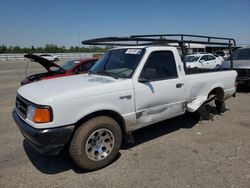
[
  {"xmin": 199, "ymin": 59, "xmax": 205, "ymax": 64},
  {"xmin": 138, "ymin": 78, "xmax": 149, "ymax": 83},
  {"xmin": 138, "ymin": 68, "xmax": 157, "ymax": 83}
]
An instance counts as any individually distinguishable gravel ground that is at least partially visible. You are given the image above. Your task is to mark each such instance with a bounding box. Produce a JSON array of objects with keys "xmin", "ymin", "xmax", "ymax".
[{"xmin": 0, "ymin": 61, "xmax": 250, "ymax": 188}]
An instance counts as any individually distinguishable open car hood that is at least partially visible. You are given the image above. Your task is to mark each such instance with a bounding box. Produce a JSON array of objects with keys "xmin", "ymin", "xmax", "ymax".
[{"xmin": 24, "ymin": 54, "xmax": 65, "ymax": 72}]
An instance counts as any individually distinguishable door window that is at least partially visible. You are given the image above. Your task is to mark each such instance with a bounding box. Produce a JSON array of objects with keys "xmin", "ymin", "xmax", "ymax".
[
  {"xmin": 139, "ymin": 51, "xmax": 178, "ymax": 81},
  {"xmin": 200, "ymin": 55, "xmax": 208, "ymax": 61},
  {"xmin": 207, "ymin": 55, "xmax": 216, "ymax": 61}
]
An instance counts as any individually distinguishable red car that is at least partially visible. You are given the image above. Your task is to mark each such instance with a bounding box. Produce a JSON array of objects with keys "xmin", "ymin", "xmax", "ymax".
[{"xmin": 21, "ymin": 54, "xmax": 98, "ymax": 85}]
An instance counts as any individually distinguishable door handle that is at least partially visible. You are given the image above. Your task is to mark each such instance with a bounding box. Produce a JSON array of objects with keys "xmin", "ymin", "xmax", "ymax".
[{"xmin": 176, "ymin": 83, "xmax": 184, "ymax": 88}]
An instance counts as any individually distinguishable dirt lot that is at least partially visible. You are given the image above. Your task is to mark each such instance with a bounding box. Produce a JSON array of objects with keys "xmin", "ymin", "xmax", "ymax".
[{"xmin": 0, "ymin": 61, "xmax": 250, "ymax": 188}]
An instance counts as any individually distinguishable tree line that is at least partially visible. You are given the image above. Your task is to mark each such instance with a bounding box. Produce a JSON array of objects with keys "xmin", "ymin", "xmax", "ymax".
[{"xmin": 0, "ymin": 44, "xmax": 110, "ymax": 53}]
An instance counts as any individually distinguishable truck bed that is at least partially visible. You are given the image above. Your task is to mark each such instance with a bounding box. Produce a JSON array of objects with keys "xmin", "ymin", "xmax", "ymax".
[
  {"xmin": 185, "ymin": 68, "xmax": 225, "ymax": 74},
  {"xmin": 185, "ymin": 70, "xmax": 237, "ymax": 112}
]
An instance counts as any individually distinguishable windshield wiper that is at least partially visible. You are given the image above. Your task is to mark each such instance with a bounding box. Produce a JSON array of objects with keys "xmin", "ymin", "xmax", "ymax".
[{"xmin": 92, "ymin": 70, "xmax": 119, "ymax": 79}]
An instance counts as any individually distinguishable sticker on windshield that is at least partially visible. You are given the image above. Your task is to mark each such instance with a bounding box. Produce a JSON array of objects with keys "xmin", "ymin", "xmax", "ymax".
[{"xmin": 125, "ymin": 49, "xmax": 142, "ymax": 54}]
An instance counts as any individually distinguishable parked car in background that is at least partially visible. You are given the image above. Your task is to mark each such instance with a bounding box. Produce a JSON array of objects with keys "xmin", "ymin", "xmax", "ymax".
[
  {"xmin": 21, "ymin": 54, "xmax": 98, "ymax": 85},
  {"xmin": 212, "ymin": 53, "xmax": 224, "ymax": 62},
  {"xmin": 39, "ymin": 54, "xmax": 59, "ymax": 62},
  {"xmin": 185, "ymin": 53, "xmax": 223, "ymax": 69},
  {"xmin": 222, "ymin": 47, "xmax": 250, "ymax": 87}
]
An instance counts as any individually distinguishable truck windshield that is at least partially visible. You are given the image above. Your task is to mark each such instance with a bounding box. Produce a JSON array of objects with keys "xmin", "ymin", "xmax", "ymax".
[
  {"xmin": 232, "ymin": 48, "xmax": 250, "ymax": 60},
  {"xmin": 90, "ymin": 48, "xmax": 145, "ymax": 78}
]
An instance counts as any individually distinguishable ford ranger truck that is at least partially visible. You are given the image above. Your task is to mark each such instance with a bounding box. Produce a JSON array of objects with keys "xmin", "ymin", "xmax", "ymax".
[{"xmin": 13, "ymin": 46, "xmax": 237, "ymax": 170}]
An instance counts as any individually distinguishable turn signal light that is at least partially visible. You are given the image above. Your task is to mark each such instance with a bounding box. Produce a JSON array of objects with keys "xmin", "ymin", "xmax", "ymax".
[{"xmin": 33, "ymin": 108, "xmax": 51, "ymax": 123}]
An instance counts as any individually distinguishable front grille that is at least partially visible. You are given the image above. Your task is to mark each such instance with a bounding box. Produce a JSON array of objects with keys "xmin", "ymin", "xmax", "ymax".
[{"xmin": 16, "ymin": 95, "xmax": 28, "ymax": 119}]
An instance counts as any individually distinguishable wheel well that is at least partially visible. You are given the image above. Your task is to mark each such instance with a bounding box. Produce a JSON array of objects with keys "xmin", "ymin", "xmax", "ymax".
[
  {"xmin": 75, "ymin": 110, "xmax": 126, "ymax": 137},
  {"xmin": 208, "ymin": 87, "xmax": 224, "ymax": 101}
]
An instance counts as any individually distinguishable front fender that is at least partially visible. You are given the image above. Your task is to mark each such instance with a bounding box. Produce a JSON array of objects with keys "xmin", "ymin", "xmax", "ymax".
[{"xmin": 74, "ymin": 103, "xmax": 123, "ymax": 123}]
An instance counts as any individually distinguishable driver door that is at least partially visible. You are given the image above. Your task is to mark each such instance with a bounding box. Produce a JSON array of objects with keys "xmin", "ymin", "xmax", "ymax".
[{"xmin": 133, "ymin": 51, "xmax": 186, "ymax": 128}]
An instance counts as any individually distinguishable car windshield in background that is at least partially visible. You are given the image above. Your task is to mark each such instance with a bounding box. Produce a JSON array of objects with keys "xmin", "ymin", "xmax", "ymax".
[
  {"xmin": 185, "ymin": 56, "xmax": 200, "ymax": 62},
  {"xmin": 50, "ymin": 60, "xmax": 80, "ymax": 72},
  {"xmin": 90, "ymin": 48, "xmax": 145, "ymax": 78},
  {"xmin": 233, "ymin": 48, "xmax": 250, "ymax": 60},
  {"xmin": 60, "ymin": 60, "xmax": 80, "ymax": 70}
]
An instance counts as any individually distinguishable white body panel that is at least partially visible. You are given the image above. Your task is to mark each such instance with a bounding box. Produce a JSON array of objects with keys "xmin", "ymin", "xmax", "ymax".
[
  {"xmin": 17, "ymin": 46, "xmax": 237, "ymax": 132},
  {"xmin": 185, "ymin": 70, "xmax": 237, "ymax": 111},
  {"xmin": 18, "ymin": 75, "xmax": 135, "ymax": 129}
]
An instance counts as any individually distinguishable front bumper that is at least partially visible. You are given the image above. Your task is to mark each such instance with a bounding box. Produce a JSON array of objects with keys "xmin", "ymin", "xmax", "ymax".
[{"xmin": 12, "ymin": 109, "xmax": 74, "ymax": 155}]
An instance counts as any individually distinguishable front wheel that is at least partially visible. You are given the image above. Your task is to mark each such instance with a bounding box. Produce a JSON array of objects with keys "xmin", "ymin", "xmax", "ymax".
[{"xmin": 69, "ymin": 116, "xmax": 122, "ymax": 170}]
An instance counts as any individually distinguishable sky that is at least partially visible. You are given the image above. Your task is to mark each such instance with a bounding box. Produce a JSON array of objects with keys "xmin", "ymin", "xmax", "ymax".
[{"xmin": 0, "ymin": 0, "xmax": 250, "ymax": 47}]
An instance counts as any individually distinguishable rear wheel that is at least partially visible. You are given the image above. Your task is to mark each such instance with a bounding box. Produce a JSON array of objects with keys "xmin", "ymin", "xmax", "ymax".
[
  {"xmin": 69, "ymin": 116, "xmax": 122, "ymax": 170},
  {"xmin": 215, "ymin": 100, "xmax": 226, "ymax": 113},
  {"xmin": 54, "ymin": 58, "xmax": 59, "ymax": 62}
]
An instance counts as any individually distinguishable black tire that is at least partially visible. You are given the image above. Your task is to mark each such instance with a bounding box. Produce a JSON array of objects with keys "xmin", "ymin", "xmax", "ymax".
[
  {"xmin": 247, "ymin": 81, "xmax": 250, "ymax": 91},
  {"xmin": 69, "ymin": 116, "xmax": 122, "ymax": 171},
  {"xmin": 196, "ymin": 104, "xmax": 213, "ymax": 120},
  {"xmin": 54, "ymin": 58, "xmax": 59, "ymax": 62},
  {"xmin": 215, "ymin": 64, "xmax": 221, "ymax": 69},
  {"xmin": 215, "ymin": 100, "xmax": 226, "ymax": 113}
]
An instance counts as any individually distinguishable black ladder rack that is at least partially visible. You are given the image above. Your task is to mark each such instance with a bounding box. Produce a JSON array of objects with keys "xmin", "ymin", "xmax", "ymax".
[{"xmin": 82, "ymin": 34, "xmax": 236, "ymax": 69}]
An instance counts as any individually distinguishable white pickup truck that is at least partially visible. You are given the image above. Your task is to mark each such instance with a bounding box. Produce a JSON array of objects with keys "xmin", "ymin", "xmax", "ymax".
[{"xmin": 13, "ymin": 37, "xmax": 237, "ymax": 170}]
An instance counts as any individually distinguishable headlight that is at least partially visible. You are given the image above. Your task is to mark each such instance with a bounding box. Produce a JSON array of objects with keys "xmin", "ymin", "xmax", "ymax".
[
  {"xmin": 26, "ymin": 105, "xmax": 52, "ymax": 123},
  {"xmin": 26, "ymin": 105, "xmax": 36, "ymax": 120}
]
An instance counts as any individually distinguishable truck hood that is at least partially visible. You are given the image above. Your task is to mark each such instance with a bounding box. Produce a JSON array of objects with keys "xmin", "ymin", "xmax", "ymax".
[
  {"xmin": 17, "ymin": 74, "xmax": 132, "ymax": 104},
  {"xmin": 24, "ymin": 54, "xmax": 65, "ymax": 72},
  {"xmin": 222, "ymin": 60, "xmax": 250, "ymax": 69}
]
